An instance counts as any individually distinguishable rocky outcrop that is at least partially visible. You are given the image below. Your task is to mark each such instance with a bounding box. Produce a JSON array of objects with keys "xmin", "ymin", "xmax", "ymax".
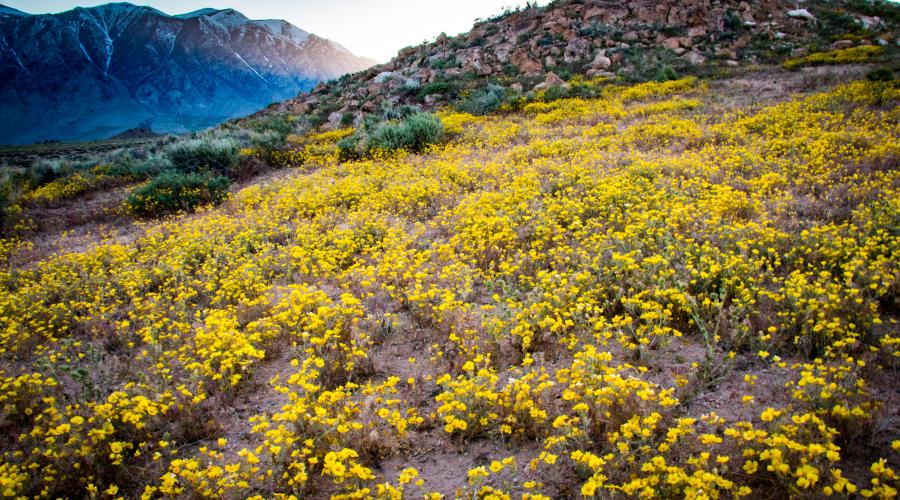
[{"xmin": 260, "ymin": 0, "xmax": 897, "ymax": 128}]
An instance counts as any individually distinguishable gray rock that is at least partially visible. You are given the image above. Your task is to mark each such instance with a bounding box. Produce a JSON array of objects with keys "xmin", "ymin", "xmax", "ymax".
[
  {"xmin": 591, "ymin": 53, "xmax": 612, "ymax": 70},
  {"xmin": 534, "ymin": 71, "xmax": 568, "ymax": 90},
  {"xmin": 622, "ymin": 31, "xmax": 640, "ymax": 43},
  {"xmin": 787, "ymin": 9, "xmax": 815, "ymax": 21},
  {"xmin": 830, "ymin": 40, "xmax": 855, "ymax": 50},
  {"xmin": 374, "ymin": 71, "xmax": 397, "ymax": 84},
  {"xmin": 683, "ymin": 51, "xmax": 707, "ymax": 66},
  {"xmin": 857, "ymin": 15, "xmax": 884, "ymax": 30}
]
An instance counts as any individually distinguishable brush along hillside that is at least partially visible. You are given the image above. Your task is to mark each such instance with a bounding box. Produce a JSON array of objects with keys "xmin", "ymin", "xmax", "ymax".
[
  {"xmin": 1, "ymin": 1, "xmax": 900, "ymax": 500},
  {"xmin": 1, "ymin": 70, "xmax": 899, "ymax": 498},
  {"xmin": 2, "ymin": 0, "xmax": 898, "ymax": 232}
]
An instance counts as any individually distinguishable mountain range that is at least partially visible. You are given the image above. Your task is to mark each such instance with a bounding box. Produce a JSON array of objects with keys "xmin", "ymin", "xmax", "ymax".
[{"xmin": 0, "ymin": 2, "xmax": 376, "ymax": 144}]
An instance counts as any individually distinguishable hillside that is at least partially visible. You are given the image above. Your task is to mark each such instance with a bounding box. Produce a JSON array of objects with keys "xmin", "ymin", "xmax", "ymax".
[
  {"xmin": 0, "ymin": 0, "xmax": 898, "ymax": 498},
  {"xmin": 0, "ymin": 3, "xmax": 376, "ymax": 144},
  {"xmin": 256, "ymin": 0, "xmax": 899, "ymax": 128},
  {"xmin": 1, "ymin": 68, "xmax": 899, "ymax": 499}
]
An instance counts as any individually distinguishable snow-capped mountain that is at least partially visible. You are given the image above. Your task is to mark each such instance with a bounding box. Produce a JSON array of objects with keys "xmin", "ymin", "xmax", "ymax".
[{"xmin": 0, "ymin": 3, "xmax": 377, "ymax": 144}]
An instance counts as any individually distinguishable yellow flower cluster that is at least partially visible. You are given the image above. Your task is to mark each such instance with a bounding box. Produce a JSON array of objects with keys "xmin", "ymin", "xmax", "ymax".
[
  {"xmin": 21, "ymin": 172, "xmax": 95, "ymax": 204},
  {"xmin": 0, "ymin": 76, "xmax": 897, "ymax": 498},
  {"xmin": 783, "ymin": 45, "xmax": 884, "ymax": 69},
  {"xmin": 436, "ymin": 355, "xmax": 553, "ymax": 438}
]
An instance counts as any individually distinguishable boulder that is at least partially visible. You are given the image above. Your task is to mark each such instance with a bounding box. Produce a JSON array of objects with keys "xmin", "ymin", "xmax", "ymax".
[
  {"xmin": 591, "ymin": 52, "xmax": 612, "ymax": 70},
  {"xmin": 787, "ymin": 9, "xmax": 815, "ymax": 22},
  {"xmin": 683, "ymin": 51, "xmax": 707, "ymax": 66},
  {"xmin": 688, "ymin": 26, "xmax": 708, "ymax": 38},
  {"xmin": 584, "ymin": 6, "xmax": 605, "ymax": 20},
  {"xmin": 564, "ymin": 38, "xmax": 591, "ymax": 63},
  {"xmin": 512, "ymin": 19, "xmax": 538, "ymax": 35},
  {"xmin": 417, "ymin": 68, "xmax": 436, "ymax": 84},
  {"xmin": 459, "ymin": 48, "xmax": 491, "ymax": 75},
  {"xmin": 662, "ymin": 37, "xmax": 681, "ymax": 50},
  {"xmin": 857, "ymin": 15, "xmax": 884, "ymax": 30},
  {"xmin": 534, "ymin": 71, "xmax": 568, "ymax": 90},
  {"xmin": 511, "ymin": 48, "xmax": 542, "ymax": 74},
  {"xmin": 622, "ymin": 31, "xmax": 640, "ymax": 43},
  {"xmin": 361, "ymin": 100, "xmax": 378, "ymax": 112},
  {"xmin": 398, "ymin": 46, "xmax": 418, "ymax": 59},
  {"xmin": 831, "ymin": 40, "xmax": 855, "ymax": 50},
  {"xmin": 716, "ymin": 47, "xmax": 737, "ymax": 59},
  {"xmin": 374, "ymin": 71, "xmax": 397, "ymax": 84},
  {"xmin": 495, "ymin": 42, "xmax": 515, "ymax": 63},
  {"xmin": 733, "ymin": 34, "xmax": 753, "ymax": 50}
]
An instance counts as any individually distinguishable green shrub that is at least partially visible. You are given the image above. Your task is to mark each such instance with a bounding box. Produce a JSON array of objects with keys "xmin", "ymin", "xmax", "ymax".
[
  {"xmin": 248, "ymin": 130, "xmax": 285, "ymax": 152},
  {"xmin": 127, "ymin": 172, "xmax": 230, "ymax": 217},
  {"xmin": 96, "ymin": 159, "xmax": 158, "ymax": 181},
  {"xmin": 0, "ymin": 178, "xmax": 13, "ymax": 232},
  {"xmin": 428, "ymin": 57, "xmax": 459, "ymax": 70},
  {"xmin": 818, "ymin": 8, "xmax": 864, "ymax": 37},
  {"xmin": 368, "ymin": 113, "xmax": 444, "ymax": 153},
  {"xmin": 542, "ymin": 85, "xmax": 575, "ymax": 102},
  {"xmin": 620, "ymin": 47, "xmax": 683, "ymax": 83},
  {"xmin": 247, "ymin": 115, "xmax": 295, "ymax": 138},
  {"xmin": 338, "ymin": 113, "xmax": 444, "ymax": 160},
  {"xmin": 454, "ymin": 85, "xmax": 505, "ymax": 115},
  {"xmin": 164, "ymin": 138, "xmax": 239, "ymax": 177},
  {"xmin": 28, "ymin": 160, "xmax": 71, "ymax": 187},
  {"xmin": 866, "ymin": 68, "xmax": 894, "ymax": 82},
  {"xmin": 724, "ymin": 10, "xmax": 744, "ymax": 32},
  {"xmin": 537, "ymin": 33, "xmax": 557, "ymax": 47},
  {"xmin": 336, "ymin": 134, "xmax": 365, "ymax": 161},
  {"xmin": 378, "ymin": 102, "xmax": 422, "ymax": 121}
]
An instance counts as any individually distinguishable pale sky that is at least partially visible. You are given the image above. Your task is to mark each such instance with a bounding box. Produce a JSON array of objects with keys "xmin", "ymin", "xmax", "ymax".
[{"xmin": 4, "ymin": 0, "xmax": 551, "ymax": 62}]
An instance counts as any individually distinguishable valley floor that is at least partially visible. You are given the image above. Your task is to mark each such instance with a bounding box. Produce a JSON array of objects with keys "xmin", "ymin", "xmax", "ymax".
[{"xmin": 0, "ymin": 65, "xmax": 898, "ymax": 498}]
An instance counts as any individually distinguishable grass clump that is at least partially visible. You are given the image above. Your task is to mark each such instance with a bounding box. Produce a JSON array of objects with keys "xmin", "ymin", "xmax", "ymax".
[
  {"xmin": 164, "ymin": 137, "xmax": 240, "ymax": 177},
  {"xmin": 620, "ymin": 47, "xmax": 683, "ymax": 83},
  {"xmin": 866, "ymin": 67, "xmax": 894, "ymax": 81},
  {"xmin": 453, "ymin": 84, "xmax": 525, "ymax": 115},
  {"xmin": 126, "ymin": 171, "xmax": 230, "ymax": 217},
  {"xmin": 338, "ymin": 112, "xmax": 444, "ymax": 160},
  {"xmin": 419, "ymin": 81, "xmax": 461, "ymax": 99},
  {"xmin": 370, "ymin": 113, "xmax": 444, "ymax": 152}
]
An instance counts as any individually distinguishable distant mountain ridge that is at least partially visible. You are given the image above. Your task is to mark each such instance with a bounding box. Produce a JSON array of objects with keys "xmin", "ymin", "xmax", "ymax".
[{"xmin": 0, "ymin": 3, "xmax": 377, "ymax": 144}]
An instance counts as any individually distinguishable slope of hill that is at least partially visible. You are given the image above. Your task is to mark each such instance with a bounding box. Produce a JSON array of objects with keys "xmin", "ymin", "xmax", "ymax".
[
  {"xmin": 259, "ymin": 0, "xmax": 898, "ymax": 128},
  {"xmin": 0, "ymin": 66, "xmax": 898, "ymax": 499},
  {"xmin": 0, "ymin": 0, "xmax": 898, "ymax": 498},
  {"xmin": 0, "ymin": 3, "xmax": 376, "ymax": 144}
]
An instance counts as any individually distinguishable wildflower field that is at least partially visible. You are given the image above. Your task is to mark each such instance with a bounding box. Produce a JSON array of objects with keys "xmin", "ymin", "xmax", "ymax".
[{"xmin": 1, "ymin": 75, "xmax": 899, "ymax": 499}]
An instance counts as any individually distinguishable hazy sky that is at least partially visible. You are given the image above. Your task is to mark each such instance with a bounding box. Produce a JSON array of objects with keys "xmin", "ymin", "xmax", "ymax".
[{"xmin": 5, "ymin": 0, "xmax": 550, "ymax": 62}]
